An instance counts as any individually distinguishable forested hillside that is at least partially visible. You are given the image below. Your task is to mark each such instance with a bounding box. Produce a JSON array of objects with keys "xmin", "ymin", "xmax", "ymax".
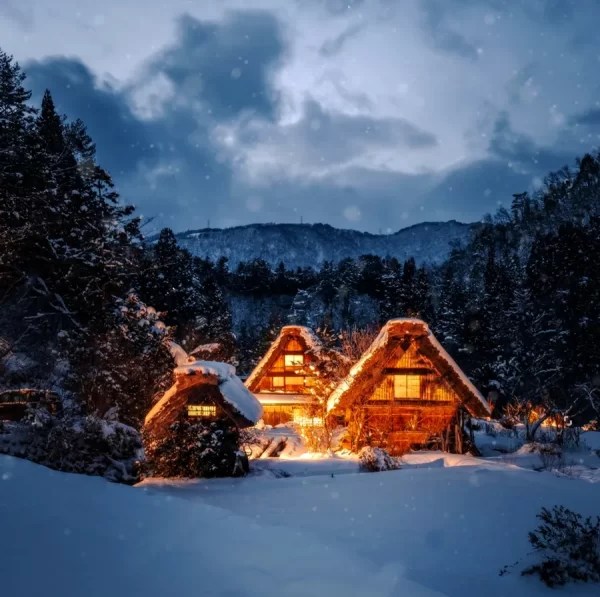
[{"xmin": 175, "ymin": 220, "xmax": 472, "ymax": 269}]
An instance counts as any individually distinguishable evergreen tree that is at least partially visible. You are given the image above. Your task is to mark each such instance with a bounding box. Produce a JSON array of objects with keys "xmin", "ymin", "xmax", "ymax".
[{"xmin": 380, "ymin": 257, "xmax": 403, "ymax": 322}]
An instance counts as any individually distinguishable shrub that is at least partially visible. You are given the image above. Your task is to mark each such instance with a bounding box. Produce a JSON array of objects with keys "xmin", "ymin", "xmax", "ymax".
[
  {"xmin": 0, "ymin": 409, "xmax": 143, "ymax": 483},
  {"xmin": 144, "ymin": 417, "xmax": 247, "ymax": 478},
  {"xmin": 358, "ymin": 446, "xmax": 401, "ymax": 472},
  {"xmin": 522, "ymin": 506, "xmax": 600, "ymax": 587}
]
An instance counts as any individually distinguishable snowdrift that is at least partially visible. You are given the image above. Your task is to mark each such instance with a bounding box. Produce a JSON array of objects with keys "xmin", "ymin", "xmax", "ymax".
[{"xmin": 1, "ymin": 455, "xmax": 443, "ymax": 597}]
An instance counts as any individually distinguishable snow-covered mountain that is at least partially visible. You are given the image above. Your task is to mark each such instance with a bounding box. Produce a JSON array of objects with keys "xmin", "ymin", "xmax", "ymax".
[{"xmin": 175, "ymin": 220, "xmax": 473, "ymax": 268}]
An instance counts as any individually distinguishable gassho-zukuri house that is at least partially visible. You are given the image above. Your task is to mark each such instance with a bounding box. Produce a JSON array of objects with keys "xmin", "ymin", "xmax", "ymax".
[
  {"xmin": 326, "ymin": 318, "xmax": 492, "ymax": 455},
  {"xmin": 244, "ymin": 325, "xmax": 349, "ymax": 427},
  {"xmin": 144, "ymin": 360, "xmax": 263, "ymax": 438}
]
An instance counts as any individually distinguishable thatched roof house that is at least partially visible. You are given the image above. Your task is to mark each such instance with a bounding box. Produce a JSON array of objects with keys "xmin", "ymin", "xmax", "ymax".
[
  {"xmin": 145, "ymin": 361, "xmax": 263, "ymax": 438},
  {"xmin": 327, "ymin": 319, "xmax": 491, "ymax": 454},
  {"xmin": 245, "ymin": 325, "xmax": 349, "ymax": 426}
]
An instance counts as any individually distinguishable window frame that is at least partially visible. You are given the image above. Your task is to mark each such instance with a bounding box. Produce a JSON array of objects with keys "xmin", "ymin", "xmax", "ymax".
[
  {"xmin": 187, "ymin": 404, "xmax": 217, "ymax": 418},
  {"xmin": 393, "ymin": 374, "xmax": 421, "ymax": 399}
]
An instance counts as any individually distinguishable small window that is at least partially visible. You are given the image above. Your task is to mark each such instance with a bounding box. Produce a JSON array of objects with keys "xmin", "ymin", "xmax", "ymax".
[
  {"xmin": 284, "ymin": 354, "xmax": 304, "ymax": 368},
  {"xmin": 286, "ymin": 376, "xmax": 305, "ymax": 386},
  {"xmin": 272, "ymin": 376, "xmax": 285, "ymax": 387},
  {"xmin": 187, "ymin": 404, "xmax": 217, "ymax": 418},
  {"xmin": 393, "ymin": 375, "xmax": 421, "ymax": 399}
]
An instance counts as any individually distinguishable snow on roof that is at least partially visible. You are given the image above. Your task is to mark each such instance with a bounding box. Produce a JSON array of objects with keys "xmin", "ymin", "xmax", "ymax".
[
  {"xmin": 245, "ymin": 325, "xmax": 325, "ymax": 389},
  {"xmin": 168, "ymin": 342, "xmax": 191, "ymax": 367},
  {"xmin": 145, "ymin": 361, "xmax": 263, "ymax": 427},
  {"xmin": 326, "ymin": 325, "xmax": 389, "ymax": 411},
  {"xmin": 327, "ymin": 319, "xmax": 491, "ymax": 417},
  {"xmin": 190, "ymin": 342, "xmax": 222, "ymax": 356}
]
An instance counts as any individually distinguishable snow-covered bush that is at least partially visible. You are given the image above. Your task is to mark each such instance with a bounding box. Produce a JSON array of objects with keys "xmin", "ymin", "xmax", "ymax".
[
  {"xmin": 144, "ymin": 417, "xmax": 247, "ymax": 478},
  {"xmin": 523, "ymin": 506, "xmax": 600, "ymax": 587},
  {"xmin": 0, "ymin": 409, "xmax": 143, "ymax": 483},
  {"xmin": 358, "ymin": 446, "xmax": 401, "ymax": 472}
]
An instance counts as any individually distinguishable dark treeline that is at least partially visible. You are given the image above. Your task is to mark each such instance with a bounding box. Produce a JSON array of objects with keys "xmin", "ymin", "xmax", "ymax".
[
  {"xmin": 434, "ymin": 154, "xmax": 600, "ymax": 426},
  {"xmin": 2, "ymin": 49, "xmax": 599, "ymax": 433}
]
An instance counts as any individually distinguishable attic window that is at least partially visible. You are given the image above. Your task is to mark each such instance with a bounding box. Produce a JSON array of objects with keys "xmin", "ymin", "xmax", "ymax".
[
  {"xmin": 393, "ymin": 375, "xmax": 421, "ymax": 399},
  {"xmin": 284, "ymin": 354, "xmax": 304, "ymax": 368},
  {"xmin": 187, "ymin": 404, "xmax": 217, "ymax": 418}
]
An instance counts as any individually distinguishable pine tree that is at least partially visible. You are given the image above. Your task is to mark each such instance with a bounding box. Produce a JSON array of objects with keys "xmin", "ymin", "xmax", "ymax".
[
  {"xmin": 380, "ymin": 257, "xmax": 403, "ymax": 322},
  {"xmin": 401, "ymin": 257, "xmax": 417, "ymax": 315},
  {"xmin": 413, "ymin": 266, "xmax": 435, "ymax": 324},
  {"xmin": 62, "ymin": 294, "xmax": 174, "ymax": 429},
  {"xmin": 0, "ymin": 50, "xmax": 37, "ymax": 290}
]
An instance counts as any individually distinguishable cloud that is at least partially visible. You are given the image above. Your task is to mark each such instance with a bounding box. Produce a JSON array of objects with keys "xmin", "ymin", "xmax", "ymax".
[
  {"xmin": 23, "ymin": 10, "xmax": 289, "ymax": 229},
  {"xmin": 489, "ymin": 112, "xmax": 573, "ymax": 175},
  {"xmin": 319, "ymin": 23, "xmax": 365, "ymax": 57},
  {"xmin": 0, "ymin": 0, "xmax": 33, "ymax": 28},
  {"xmin": 420, "ymin": 0, "xmax": 480, "ymax": 61},
  {"xmin": 216, "ymin": 98, "xmax": 438, "ymax": 182},
  {"xmin": 146, "ymin": 11, "xmax": 286, "ymax": 121},
  {"xmin": 571, "ymin": 108, "xmax": 600, "ymax": 127},
  {"xmin": 303, "ymin": 0, "xmax": 366, "ymax": 17},
  {"xmin": 12, "ymin": 0, "xmax": 600, "ymax": 235},
  {"xmin": 25, "ymin": 57, "xmax": 160, "ymax": 178}
]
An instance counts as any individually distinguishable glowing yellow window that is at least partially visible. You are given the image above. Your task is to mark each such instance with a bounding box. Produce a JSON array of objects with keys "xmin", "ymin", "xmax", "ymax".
[
  {"xmin": 187, "ymin": 405, "xmax": 217, "ymax": 417},
  {"xmin": 286, "ymin": 376, "xmax": 305, "ymax": 386},
  {"xmin": 393, "ymin": 375, "xmax": 421, "ymax": 399},
  {"xmin": 272, "ymin": 376, "xmax": 285, "ymax": 387},
  {"xmin": 284, "ymin": 354, "xmax": 304, "ymax": 368}
]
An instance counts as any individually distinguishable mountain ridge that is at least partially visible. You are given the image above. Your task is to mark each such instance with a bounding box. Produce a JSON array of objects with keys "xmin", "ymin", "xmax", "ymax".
[{"xmin": 173, "ymin": 220, "xmax": 476, "ymax": 269}]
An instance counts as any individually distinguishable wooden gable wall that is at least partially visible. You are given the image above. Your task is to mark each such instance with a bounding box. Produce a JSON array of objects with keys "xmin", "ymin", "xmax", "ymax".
[
  {"xmin": 344, "ymin": 340, "xmax": 465, "ymax": 455},
  {"xmin": 256, "ymin": 335, "xmax": 315, "ymax": 394}
]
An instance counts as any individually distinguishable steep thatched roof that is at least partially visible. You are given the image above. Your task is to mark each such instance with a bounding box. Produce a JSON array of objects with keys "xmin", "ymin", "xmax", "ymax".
[
  {"xmin": 145, "ymin": 361, "xmax": 263, "ymax": 436},
  {"xmin": 245, "ymin": 325, "xmax": 347, "ymax": 392},
  {"xmin": 327, "ymin": 319, "xmax": 491, "ymax": 418}
]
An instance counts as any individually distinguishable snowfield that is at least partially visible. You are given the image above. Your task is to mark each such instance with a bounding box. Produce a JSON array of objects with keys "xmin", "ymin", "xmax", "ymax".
[{"xmin": 3, "ymin": 452, "xmax": 600, "ymax": 597}]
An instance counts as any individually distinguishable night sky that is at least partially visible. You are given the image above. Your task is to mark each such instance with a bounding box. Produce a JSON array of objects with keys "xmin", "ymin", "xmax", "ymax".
[{"xmin": 2, "ymin": 0, "xmax": 599, "ymax": 233}]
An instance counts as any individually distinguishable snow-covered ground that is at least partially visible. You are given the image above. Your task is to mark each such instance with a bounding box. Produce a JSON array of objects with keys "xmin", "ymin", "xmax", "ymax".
[{"xmin": 3, "ymin": 445, "xmax": 599, "ymax": 597}]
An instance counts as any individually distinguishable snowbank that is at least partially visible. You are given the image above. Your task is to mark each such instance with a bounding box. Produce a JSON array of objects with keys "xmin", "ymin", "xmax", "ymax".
[
  {"xmin": 582, "ymin": 431, "xmax": 600, "ymax": 451},
  {"xmin": 1, "ymin": 456, "xmax": 444, "ymax": 597},
  {"xmin": 144, "ymin": 453, "xmax": 600, "ymax": 597}
]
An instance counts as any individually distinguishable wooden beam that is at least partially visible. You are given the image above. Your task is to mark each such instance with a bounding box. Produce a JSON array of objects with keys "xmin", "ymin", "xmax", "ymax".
[{"xmin": 382, "ymin": 368, "xmax": 434, "ymax": 375}]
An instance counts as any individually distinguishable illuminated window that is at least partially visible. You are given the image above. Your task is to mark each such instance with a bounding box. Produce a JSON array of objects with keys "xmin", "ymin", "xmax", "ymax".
[
  {"xmin": 284, "ymin": 354, "xmax": 304, "ymax": 368},
  {"xmin": 393, "ymin": 375, "xmax": 421, "ymax": 398},
  {"xmin": 187, "ymin": 404, "xmax": 217, "ymax": 417},
  {"xmin": 286, "ymin": 376, "xmax": 305, "ymax": 386},
  {"xmin": 272, "ymin": 376, "xmax": 285, "ymax": 387},
  {"xmin": 293, "ymin": 410, "xmax": 323, "ymax": 427}
]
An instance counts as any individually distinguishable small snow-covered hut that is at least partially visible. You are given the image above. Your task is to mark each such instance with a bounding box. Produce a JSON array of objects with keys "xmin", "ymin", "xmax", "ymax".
[
  {"xmin": 327, "ymin": 319, "xmax": 491, "ymax": 455},
  {"xmin": 245, "ymin": 325, "xmax": 348, "ymax": 426},
  {"xmin": 144, "ymin": 361, "xmax": 263, "ymax": 438}
]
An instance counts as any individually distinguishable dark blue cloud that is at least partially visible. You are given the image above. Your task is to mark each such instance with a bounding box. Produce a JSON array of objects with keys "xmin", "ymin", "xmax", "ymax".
[
  {"xmin": 489, "ymin": 112, "xmax": 573, "ymax": 174},
  {"xmin": 572, "ymin": 108, "xmax": 600, "ymax": 127},
  {"xmin": 150, "ymin": 12, "xmax": 286, "ymax": 121},
  {"xmin": 25, "ymin": 57, "xmax": 160, "ymax": 178},
  {"xmin": 420, "ymin": 0, "xmax": 480, "ymax": 61}
]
